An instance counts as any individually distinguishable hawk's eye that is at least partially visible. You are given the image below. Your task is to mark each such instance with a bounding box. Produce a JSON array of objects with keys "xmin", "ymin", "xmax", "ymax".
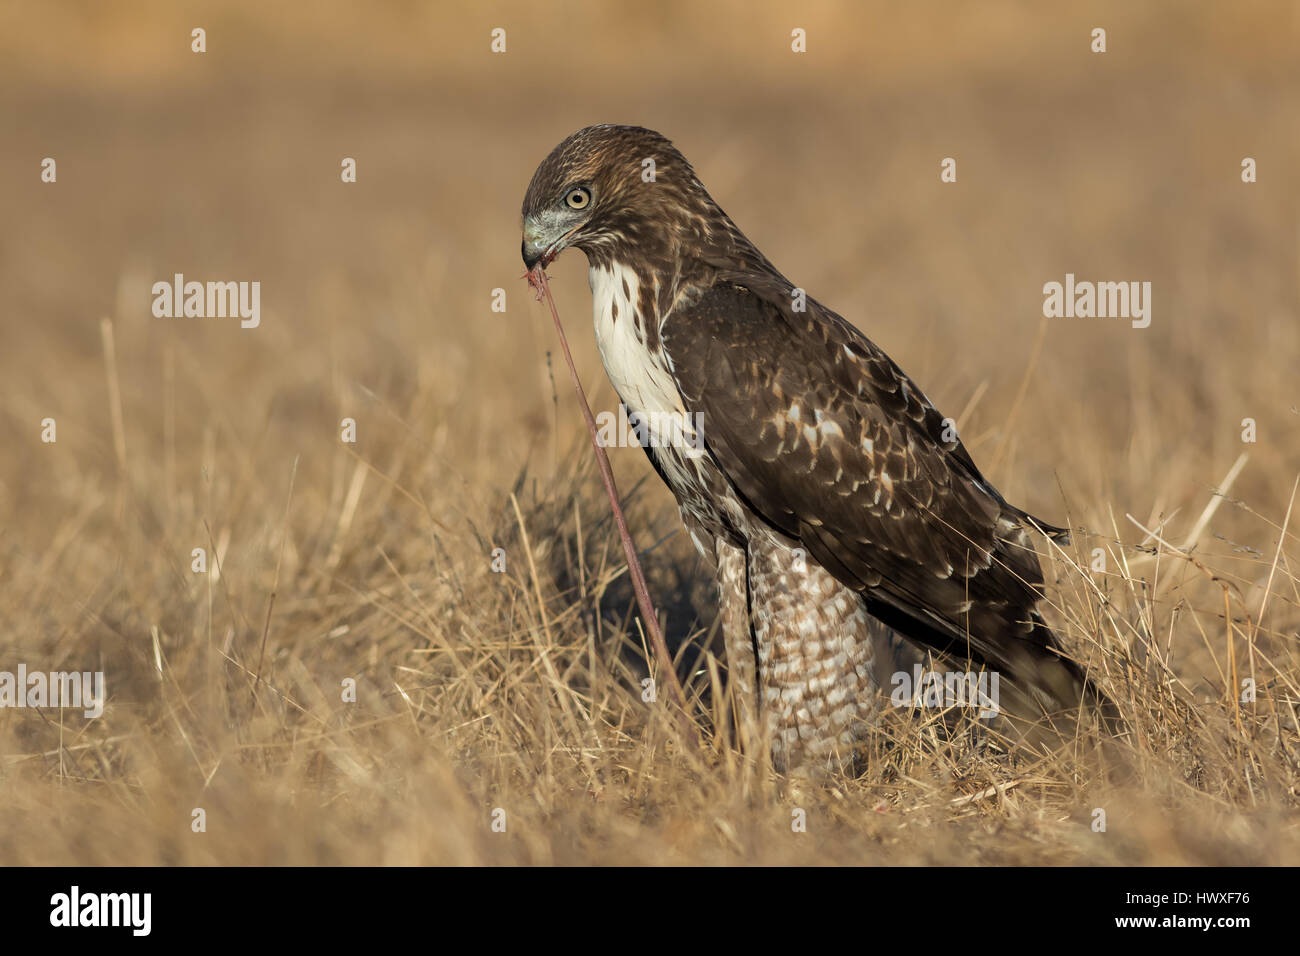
[{"xmin": 564, "ymin": 186, "xmax": 591, "ymax": 210}]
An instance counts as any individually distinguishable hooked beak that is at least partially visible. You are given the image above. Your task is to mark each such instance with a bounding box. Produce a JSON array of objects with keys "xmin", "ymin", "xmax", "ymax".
[
  {"xmin": 521, "ymin": 217, "xmax": 576, "ymax": 270},
  {"xmin": 521, "ymin": 237, "xmax": 551, "ymax": 271}
]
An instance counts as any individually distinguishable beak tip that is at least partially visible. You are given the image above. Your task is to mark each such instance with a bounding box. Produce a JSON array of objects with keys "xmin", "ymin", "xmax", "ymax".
[{"xmin": 522, "ymin": 237, "xmax": 552, "ymax": 270}]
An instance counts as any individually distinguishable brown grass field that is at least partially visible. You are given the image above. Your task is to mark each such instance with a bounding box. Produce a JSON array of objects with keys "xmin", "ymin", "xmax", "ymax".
[{"xmin": 1, "ymin": 0, "xmax": 1297, "ymax": 865}]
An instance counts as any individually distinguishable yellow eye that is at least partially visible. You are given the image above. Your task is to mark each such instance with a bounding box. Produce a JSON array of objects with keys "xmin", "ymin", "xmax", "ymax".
[{"xmin": 565, "ymin": 186, "xmax": 591, "ymax": 209}]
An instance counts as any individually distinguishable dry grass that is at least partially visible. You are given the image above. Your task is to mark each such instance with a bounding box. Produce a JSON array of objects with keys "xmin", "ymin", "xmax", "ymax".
[{"xmin": 1, "ymin": 0, "xmax": 1297, "ymax": 865}]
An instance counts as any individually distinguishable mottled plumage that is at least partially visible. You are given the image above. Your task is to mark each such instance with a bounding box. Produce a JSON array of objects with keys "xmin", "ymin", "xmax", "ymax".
[{"xmin": 521, "ymin": 125, "xmax": 1111, "ymax": 776}]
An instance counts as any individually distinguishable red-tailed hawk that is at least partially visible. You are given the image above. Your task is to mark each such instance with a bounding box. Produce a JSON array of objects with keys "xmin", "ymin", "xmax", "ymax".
[{"xmin": 521, "ymin": 125, "xmax": 1113, "ymax": 777}]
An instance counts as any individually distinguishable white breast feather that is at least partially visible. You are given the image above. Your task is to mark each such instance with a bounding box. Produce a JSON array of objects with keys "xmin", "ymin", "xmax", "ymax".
[
  {"xmin": 590, "ymin": 263, "xmax": 687, "ymax": 418},
  {"xmin": 589, "ymin": 262, "xmax": 697, "ymax": 477}
]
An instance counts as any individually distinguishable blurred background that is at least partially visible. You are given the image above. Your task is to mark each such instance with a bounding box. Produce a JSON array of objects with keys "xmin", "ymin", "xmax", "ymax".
[
  {"xmin": 0, "ymin": 0, "xmax": 1297, "ymax": 864},
  {"xmin": 2, "ymin": 0, "xmax": 1296, "ymax": 536}
]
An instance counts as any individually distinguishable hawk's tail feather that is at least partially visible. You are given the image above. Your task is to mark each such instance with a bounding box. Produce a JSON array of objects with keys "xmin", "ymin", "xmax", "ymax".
[
  {"xmin": 1013, "ymin": 508, "xmax": 1072, "ymax": 545},
  {"xmin": 864, "ymin": 594, "xmax": 1122, "ymax": 749},
  {"xmin": 1006, "ymin": 612, "xmax": 1124, "ymax": 741}
]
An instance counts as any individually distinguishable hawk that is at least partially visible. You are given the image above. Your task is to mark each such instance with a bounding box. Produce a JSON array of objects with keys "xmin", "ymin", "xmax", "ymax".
[{"xmin": 521, "ymin": 125, "xmax": 1112, "ymax": 777}]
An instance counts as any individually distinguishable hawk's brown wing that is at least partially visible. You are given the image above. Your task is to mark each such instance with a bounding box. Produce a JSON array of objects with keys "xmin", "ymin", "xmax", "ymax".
[{"xmin": 663, "ymin": 278, "xmax": 1094, "ymax": 717}]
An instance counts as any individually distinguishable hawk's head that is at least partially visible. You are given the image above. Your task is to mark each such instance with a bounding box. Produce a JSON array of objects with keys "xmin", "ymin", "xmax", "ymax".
[{"xmin": 520, "ymin": 125, "xmax": 716, "ymax": 271}]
